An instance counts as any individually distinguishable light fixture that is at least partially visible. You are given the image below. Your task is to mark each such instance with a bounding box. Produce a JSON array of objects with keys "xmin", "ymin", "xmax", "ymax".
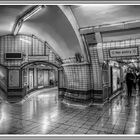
[
  {"xmin": 131, "ymin": 59, "xmax": 135, "ymax": 63},
  {"xmin": 23, "ymin": 6, "xmax": 44, "ymax": 22},
  {"xmin": 20, "ymin": 38, "xmax": 31, "ymax": 44},
  {"xmin": 12, "ymin": 5, "xmax": 45, "ymax": 36},
  {"xmin": 40, "ymin": 64, "xmax": 46, "ymax": 67}
]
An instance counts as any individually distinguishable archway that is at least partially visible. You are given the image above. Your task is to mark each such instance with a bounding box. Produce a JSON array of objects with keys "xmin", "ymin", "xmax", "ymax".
[{"xmin": 21, "ymin": 61, "xmax": 60, "ymax": 95}]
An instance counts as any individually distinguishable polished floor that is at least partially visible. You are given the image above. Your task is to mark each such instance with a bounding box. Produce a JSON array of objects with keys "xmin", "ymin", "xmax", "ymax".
[{"xmin": 0, "ymin": 87, "xmax": 140, "ymax": 135}]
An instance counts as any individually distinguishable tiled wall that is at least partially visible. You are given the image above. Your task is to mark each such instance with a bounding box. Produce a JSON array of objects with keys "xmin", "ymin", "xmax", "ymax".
[
  {"xmin": 0, "ymin": 34, "xmax": 61, "ymax": 67},
  {"xmin": 58, "ymin": 63, "xmax": 92, "ymax": 104},
  {"xmin": 88, "ymin": 45, "xmax": 104, "ymax": 103},
  {"xmin": 89, "ymin": 45, "xmax": 102, "ymax": 90},
  {"xmin": 58, "ymin": 43, "xmax": 104, "ymax": 104},
  {"xmin": 102, "ymin": 39, "xmax": 140, "ymax": 61},
  {"xmin": 63, "ymin": 63, "xmax": 91, "ymax": 91}
]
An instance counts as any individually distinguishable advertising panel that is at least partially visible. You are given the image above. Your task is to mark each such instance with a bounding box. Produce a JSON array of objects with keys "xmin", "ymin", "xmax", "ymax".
[
  {"xmin": 8, "ymin": 69, "xmax": 19, "ymax": 87},
  {"xmin": 112, "ymin": 67, "xmax": 121, "ymax": 92}
]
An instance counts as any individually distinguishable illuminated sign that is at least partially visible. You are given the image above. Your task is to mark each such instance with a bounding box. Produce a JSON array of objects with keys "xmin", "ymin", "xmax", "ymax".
[{"xmin": 109, "ymin": 47, "xmax": 138, "ymax": 58}]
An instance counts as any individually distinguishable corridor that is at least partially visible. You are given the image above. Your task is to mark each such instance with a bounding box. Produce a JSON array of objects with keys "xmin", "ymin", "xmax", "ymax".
[{"xmin": 0, "ymin": 87, "xmax": 140, "ymax": 134}]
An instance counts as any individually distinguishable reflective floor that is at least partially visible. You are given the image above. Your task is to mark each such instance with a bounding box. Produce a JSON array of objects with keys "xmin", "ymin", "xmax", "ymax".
[{"xmin": 0, "ymin": 87, "xmax": 140, "ymax": 135}]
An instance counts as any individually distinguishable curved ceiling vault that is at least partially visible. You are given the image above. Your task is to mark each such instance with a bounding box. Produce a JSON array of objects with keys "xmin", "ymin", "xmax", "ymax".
[
  {"xmin": 70, "ymin": 5, "xmax": 140, "ymax": 28},
  {"xmin": 19, "ymin": 5, "xmax": 83, "ymax": 59},
  {"xmin": 0, "ymin": 5, "xmax": 32, "ymax": 36}
]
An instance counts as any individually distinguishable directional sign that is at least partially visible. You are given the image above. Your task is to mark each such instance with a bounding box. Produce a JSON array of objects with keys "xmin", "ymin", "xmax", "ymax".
[{"xmin": 109, "ymin": 47, "xmax": 138, "ymax": 58}]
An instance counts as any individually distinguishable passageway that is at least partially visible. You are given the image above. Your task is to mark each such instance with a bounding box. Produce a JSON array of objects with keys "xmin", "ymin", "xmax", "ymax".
[
  {"xmin": 1, "ymin": 5, "xmax": 140, "ymax": 136},
  {"xmin": 0, "ymin": 87, "xmax": 140, "ymax": 134}
]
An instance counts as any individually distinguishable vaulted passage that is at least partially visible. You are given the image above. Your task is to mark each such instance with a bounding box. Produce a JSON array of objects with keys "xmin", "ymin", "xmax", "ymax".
[{"xmin": 0, "ymin": 5, "xmax": 140, "ymax": 135}]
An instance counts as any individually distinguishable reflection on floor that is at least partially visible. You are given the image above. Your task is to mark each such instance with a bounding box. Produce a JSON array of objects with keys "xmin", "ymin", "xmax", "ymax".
[{"xmin": 0, "ymin": 87, "xmax": 140, "ymax": 135}]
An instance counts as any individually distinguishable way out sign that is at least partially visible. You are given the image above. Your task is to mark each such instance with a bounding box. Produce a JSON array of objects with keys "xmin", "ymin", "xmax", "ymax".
[{"xmin": 109, "ymin": 47, "xmax": 138, "ymax": 58}]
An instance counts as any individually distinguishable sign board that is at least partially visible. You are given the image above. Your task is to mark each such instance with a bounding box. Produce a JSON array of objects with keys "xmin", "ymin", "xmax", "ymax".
[
  {"xmin": 109, "ymin": 47, "xmax": 138, "ymax": 58},
  {"xmin": 28, "ymin": 56, "xmax": 49, "ymax": 61}
]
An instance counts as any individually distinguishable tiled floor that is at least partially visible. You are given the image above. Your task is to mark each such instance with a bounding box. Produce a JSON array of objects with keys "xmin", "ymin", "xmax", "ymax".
[{"xmin": 0, "ymin": 87, "xmax": 140, "ymax": 135}]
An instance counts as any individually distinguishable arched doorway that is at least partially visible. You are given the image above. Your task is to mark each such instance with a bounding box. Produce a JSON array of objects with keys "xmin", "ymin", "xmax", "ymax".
[{"xmin": 21, "ymin": 61, "xmax": 60, "ymax": 94}]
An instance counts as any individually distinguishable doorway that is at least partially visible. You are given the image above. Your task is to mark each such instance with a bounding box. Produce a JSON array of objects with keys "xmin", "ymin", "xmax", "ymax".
[{"xmin": 21, "ymin": 62, "xmax": 58, "ymax": 94}]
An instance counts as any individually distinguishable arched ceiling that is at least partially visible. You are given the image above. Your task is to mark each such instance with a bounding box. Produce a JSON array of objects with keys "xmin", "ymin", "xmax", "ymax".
[
  {"xmin": 1, "ymin": 5, "xmax": 140, "ymax": 60},
  {"xmin": 19, "ymin": 6, "xmax": 82, "ymax": 59},
  {"xmin": 70, "ymin": 5, "xmax": 140, "ymax": 28}
]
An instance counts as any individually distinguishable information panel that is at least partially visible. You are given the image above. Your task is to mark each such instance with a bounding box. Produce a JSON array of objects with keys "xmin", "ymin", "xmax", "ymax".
[
  {"xmin": 112, "ymin": 67, "xmax": 121, "ymax": 92},
  {"xmin": 109, "ymin": 47, "xmax": 138, "ymax": 57}
]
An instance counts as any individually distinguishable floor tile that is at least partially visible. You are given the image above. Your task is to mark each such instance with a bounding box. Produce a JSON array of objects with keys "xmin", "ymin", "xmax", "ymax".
[{"xmin": 1, "ymin": 87, "xmax": 140, "ymax": 135}]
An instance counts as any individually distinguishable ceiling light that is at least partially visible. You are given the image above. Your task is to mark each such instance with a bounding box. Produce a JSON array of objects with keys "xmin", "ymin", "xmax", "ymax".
[
  {"xmin": 131, "ymin": 59, "xmax": 135, "ymax": 63},
  {"xmin": 20, "ymin": 38, "xmax": 31, "ymax": 44},
  {"xmin": 13, "ymin": 6, "xmax": 45, "ymax": 35},
  {"xmin": 23, "ymin": 6, "xmax": 43, "ymax": 22}
]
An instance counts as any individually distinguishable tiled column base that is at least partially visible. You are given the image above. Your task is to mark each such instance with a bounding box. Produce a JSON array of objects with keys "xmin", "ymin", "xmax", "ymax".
[
  {"xmin": 7, "ymin": 88, "xmax": 25, "ymax": 103},
  {"xmin": 58, "ymin": 88, "xmax": 92, "ymax": 106},
  {"xmin": 92, "ymin": 90, "xmax": 103, "ymax": 104},
  {"xmin": 7, "ymin": 88, "xmax": 24, "ymax": 97},
  {"xmin": 58, "ymin": 89, "xmax": 120, "ymax": 105}
]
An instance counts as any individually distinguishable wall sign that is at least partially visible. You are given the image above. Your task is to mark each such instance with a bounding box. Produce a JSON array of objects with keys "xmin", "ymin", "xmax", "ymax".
[{"xmin": 109, "ymin": 47, "xmax": 138, "ymax": 58}]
